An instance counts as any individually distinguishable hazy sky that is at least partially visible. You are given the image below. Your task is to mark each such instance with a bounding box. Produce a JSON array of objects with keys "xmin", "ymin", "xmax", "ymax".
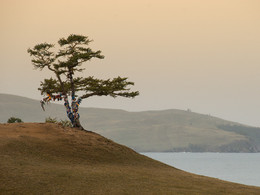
[{"xmin": 1, "ymin": 0, "xmax": 260, "ymax": 126}]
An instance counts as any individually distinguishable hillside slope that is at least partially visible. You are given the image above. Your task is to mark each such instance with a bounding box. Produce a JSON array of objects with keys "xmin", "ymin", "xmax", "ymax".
[
  {"xmin": 1, "ymin": 123, "xmax": 260, "ymax": 195},
  {"xmin": 1, "ymin": 93, "xmax": 260, "ymax": 152}
]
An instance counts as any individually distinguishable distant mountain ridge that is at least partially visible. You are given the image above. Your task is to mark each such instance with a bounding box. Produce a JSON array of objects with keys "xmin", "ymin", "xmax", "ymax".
[{"xmin": 1, "ymin": 93, "xmax": 260, "ymax": 152}]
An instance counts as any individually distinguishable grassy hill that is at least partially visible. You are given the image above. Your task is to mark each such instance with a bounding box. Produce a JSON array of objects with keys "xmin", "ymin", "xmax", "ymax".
[
  {"xmin": 1, "ymin": 93, "xmax": 260, "ymax": 152},
  {"xmin": 1, "ymin": 123, "xmax": 260, "ymax": 194}
]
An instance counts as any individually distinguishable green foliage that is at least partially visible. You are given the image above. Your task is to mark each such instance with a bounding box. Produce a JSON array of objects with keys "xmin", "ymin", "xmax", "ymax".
[
  {"xmin": 45, "ymin": 117, "xmax": 58, "ymax": 123},
  {"xmin": 80, "ymin": 76, "xmax": 139, "ymax": 98},
  {"xmin": 58, "ymin": 34, "xmax": 92, "ymax": 46},
  {"xmin": 45, "ymin": 117, "xmax": 72, "ymax": 128},
  {"xmin": 58, "ymin": 120, "xmax": 73, "ymax": 128},
  {"xmin": 38, "ymin": 76, "xmax": 139, "ymax": 98},
  {"xmin": 28, "ymin": 34, "xmax": 139, "ymax": 99},
  {"xmin": 7, "ymin": 117, "xmax": 23, "ymax": 123},
  {"xmin": 27, "ymin": 43, "xmax": 55, "ymax": 70},
  {"xmin": 38, "ymin": 78, "xmax": 70, "ymax": 95},
  {"xmin": 28, "ymin": 34, "xmax": 104, "ymax": 77}
]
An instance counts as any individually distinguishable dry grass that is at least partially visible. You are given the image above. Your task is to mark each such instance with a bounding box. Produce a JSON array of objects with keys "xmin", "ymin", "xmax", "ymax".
[{"xmin": 0, "ymin": 123, "xmax": 260, "ymax": 194}]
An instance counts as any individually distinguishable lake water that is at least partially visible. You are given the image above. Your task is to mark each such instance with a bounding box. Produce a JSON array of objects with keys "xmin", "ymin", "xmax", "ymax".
[{"xmin": 142, "ymin": 153, "xmax": 260, "ymax": 187}]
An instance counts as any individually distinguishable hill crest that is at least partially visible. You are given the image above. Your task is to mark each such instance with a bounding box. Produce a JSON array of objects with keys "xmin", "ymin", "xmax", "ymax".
[
  {"xmin": 1, "ymin": 93, "xmax": 260, "ymax": 152},
  {"xmin": 1, "ymin": 123, "xmax": 260, "ymax": 194}
]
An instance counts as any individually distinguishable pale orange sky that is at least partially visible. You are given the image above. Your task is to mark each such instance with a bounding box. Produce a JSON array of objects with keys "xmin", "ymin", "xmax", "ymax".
[{"xmin": 1, "ymin": 0, "xmax": 260, "ymax": 126}]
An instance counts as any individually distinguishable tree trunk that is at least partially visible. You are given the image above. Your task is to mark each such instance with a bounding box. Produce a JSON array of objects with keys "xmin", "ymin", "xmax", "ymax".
[
  {"xmin": 73, "ymin": 118, "xmax": 84, "ymax": 130},
  {"xmin": 68, "ymin": 70, "xmax": 75, "ymax": 98},
  {"xmin": 66, "ymin": 111, "xmax": 85, "ymax": 130},
  {"xmin": 64, "ymin": 95, "xmax": 85, "ymax": 130}
]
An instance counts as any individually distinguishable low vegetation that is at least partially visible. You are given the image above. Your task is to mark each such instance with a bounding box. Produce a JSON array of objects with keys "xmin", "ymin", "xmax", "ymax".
[
  {"xmin": 7, "ymin": 117, "xmax": 23, "ymax": 123},
  {"xmin": 45, "ymin": 117, "xmax": 72, "ymax": 128}
]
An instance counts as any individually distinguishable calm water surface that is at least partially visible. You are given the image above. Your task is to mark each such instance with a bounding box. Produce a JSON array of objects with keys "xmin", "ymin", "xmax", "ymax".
[{"xmin": 142, "ymin": 153, "xmax": 260, "ymax": 187}]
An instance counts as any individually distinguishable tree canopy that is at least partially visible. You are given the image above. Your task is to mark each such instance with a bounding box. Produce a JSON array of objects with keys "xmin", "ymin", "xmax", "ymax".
[{"xmin": 28, "ymin": 34, "xmax": 139, "ymax": 129}]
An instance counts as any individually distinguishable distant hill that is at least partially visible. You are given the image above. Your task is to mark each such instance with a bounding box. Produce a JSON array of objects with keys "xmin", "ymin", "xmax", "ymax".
[
  {"xmin": 1, "ymin": 93, "xmax": 260, "ymax": 152},
  {"xmin": 1, "ymin": 123, "xmax": 260, "ymax": 194}
]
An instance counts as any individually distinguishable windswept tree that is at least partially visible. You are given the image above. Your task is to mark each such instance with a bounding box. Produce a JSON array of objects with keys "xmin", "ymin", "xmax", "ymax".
[{"xmin": 28, "ymin": 34, "xmax": 139, "ymax": 129}]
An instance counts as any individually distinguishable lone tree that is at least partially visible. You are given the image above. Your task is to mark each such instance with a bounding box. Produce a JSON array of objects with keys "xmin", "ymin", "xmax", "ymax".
[{"xmin": 28, "ymin": 34, "xmax": 139, "ymax": 129}]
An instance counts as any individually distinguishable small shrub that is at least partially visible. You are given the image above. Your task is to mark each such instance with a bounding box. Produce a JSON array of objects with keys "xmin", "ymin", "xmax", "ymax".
[
  {"xmin": 45, "ymin": 117, "xmax": 72, "ymax": 128},
  {"xmin": 7, "ymin": 117, "xmax": 23, "ymax": 123},
  {"xmin": 58, "ymin": 120, "xmax": 73, "ymax": 128},
  {"xmin": 45, "ymin": 117, "xmax": 58, "ymax": 123}
]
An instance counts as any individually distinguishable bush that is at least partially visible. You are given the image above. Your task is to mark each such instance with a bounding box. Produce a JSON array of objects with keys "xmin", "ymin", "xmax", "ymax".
[
  {"xmin": 45, "ymin": 117, "xmax": 58, "ymax": 123},
  {"xmin": 7, "ymin": 117, "xmax": 23, "ymax": 123},
  {"xmin": 58, "ymin": 120, "xmax": 73, "ymax": 128},
  {"xmin": 45, "ymin": 117, "xmax": 72, "ymax": 128}
]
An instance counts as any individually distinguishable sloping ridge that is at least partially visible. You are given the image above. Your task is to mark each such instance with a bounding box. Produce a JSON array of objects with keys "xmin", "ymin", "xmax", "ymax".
[
  {"xmin": 0, "ymin": 123, "xmax": 260, "ymax": 194},
  {"xmin": 1, "ymin": 93, "xmax": 260, "ymax": 153}
]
